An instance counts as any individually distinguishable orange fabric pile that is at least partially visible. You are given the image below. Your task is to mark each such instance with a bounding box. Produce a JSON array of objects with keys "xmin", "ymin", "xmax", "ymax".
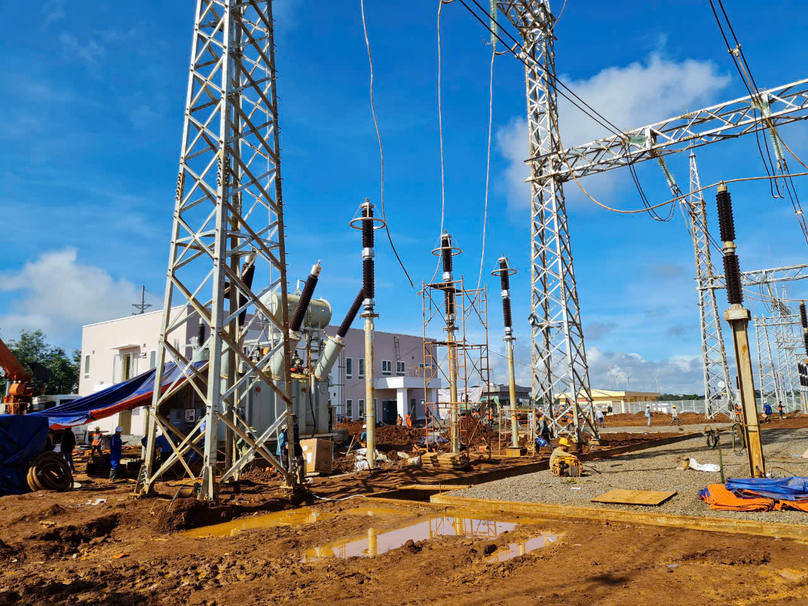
[{"xmin": 700, "ymin": 484, "xmax": 808, "ymax": 512}]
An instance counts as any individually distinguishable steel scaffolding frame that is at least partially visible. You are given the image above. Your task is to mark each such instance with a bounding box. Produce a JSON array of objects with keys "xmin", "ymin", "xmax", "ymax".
[
  {"xmin": 495, "ymin": 0, "xmax": 598, "ymax": 442},
  {"xmin": 138, "ymin": 0, "xmax": 293, "ymax": 500},
  {"xmin": 422, "ymin": 278, "xmax": 491, "ymax": 453}
]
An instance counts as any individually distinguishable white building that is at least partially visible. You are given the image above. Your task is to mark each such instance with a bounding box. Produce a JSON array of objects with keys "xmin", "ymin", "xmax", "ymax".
[{"xmin": 79, "ymin": 308, "xmax": 439, "ymax": 437}]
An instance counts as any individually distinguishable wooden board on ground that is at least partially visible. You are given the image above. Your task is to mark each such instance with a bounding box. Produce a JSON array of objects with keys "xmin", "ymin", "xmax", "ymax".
[{"xmin": 591, "ymin": 489, "xmax": 677, "ymax": 506}]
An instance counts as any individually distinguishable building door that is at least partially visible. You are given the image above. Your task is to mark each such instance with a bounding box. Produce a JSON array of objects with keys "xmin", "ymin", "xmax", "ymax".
[{"xmin": 381, "ymin": 400, "xmax": 397, "ymax": 425}]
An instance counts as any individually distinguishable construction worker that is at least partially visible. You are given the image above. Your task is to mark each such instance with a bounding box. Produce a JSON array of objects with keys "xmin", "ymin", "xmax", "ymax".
[
  {"xmin": 486, "ymin": 407, "xmax": 494, "ymax": 426},
  {"xmin": 669, "ymin": 404, "xmax": 680, "ymax": 426},
  {"xmin": 472, "ymin": 409, "xmax": 481, "ymax": 422},
  {"xmin": 644, "ymin": 404, "xmax": 652, "ymax": 427},
  {"xmin": 763, "ymin": 402, "xmax": 772, "ymax": 423},
  {"xmin": 109, "ymin": 426, "xmax": 123, "ymax": 481},
  {"xmin": 549, "ymin": 437, "xmax": 580, "ymax": 476},
  {"xmin": 60, "ymin": 429, "xmax": 77, "ymax": 473},
  {"xmin": 778, "ymin": 401, "xmax": 784, "ymax": 420},
  {"xmin": 595, "ymin": 408, "xmax": 605, "ymax": 428},
  {"xmin": 360, "ymin": 423, "xmax": 367, "ymax": 444},
  {"xmin": 734, "ymin": 403, "xmax": 742, "ymax": 421},
  {"xmin": 90, "ymin": 426, "xmax": 104, "ymax": 459},
  {"xmin": 405, "ymin": 413, "xmax": 413, "ymax": 428},
  {"xmin": 396, "ymin": 414, "xmax": 403, "ymax": 426}
]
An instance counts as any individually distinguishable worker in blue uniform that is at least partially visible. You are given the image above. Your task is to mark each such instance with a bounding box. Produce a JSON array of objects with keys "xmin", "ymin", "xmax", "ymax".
[{"xmin": 109, "ymin": 426, "xmax": 123, "ymax": 481}]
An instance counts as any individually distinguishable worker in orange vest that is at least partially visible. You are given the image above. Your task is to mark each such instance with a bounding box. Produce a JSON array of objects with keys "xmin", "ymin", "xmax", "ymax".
[
  {"xmin": 90, "ymin": 426, "xmax": 104, "ymax": 459},
  {"xmin": 405, "ymin": 413, "xmax": 412, "ymax": 428},
  {"xmin": 486, "ymin": 407, "xmax": 494, "ymax": 425},
  {"xmin": 778, "ymin": 401, "xmax": 784, "ymax": 419},
  {"xmin": 396, "ymin": 414, "xmax": 403, "ymax": 426}
]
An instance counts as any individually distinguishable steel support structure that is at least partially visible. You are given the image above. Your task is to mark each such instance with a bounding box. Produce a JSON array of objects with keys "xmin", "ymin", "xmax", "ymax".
[
  {"xmin": 138, "ymin": 0, "xmax": 293, "ymax": 500},
  {"xmin": 755, "ymin": 317, "xmax": 782, "ymax": 407},
  {"xmin": 496, "ymin": 0, "xmax": 598, "ymax": 442},
  {"xmin": 687, "ymin": 153, "xmax": 736, "ymax": 418}
]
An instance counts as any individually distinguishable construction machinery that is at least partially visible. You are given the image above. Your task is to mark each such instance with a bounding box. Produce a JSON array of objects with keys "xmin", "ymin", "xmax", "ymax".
[{"xmin": 0, "ymin": 337, "xmax": 51, "ymax": 415}]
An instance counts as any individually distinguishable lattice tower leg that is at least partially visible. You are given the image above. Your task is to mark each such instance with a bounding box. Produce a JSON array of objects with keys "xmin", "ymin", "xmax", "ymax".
[
  {"xmin": 139, "ymin": 0, "xmax": 293, "ymax": 500},
  {"xmin": 687, "ymin": 153, "xmax": 736, "ymax": 418},
  {"xmin": 497, "ymin": 0, "xmax": 597, "ymax": 441}
]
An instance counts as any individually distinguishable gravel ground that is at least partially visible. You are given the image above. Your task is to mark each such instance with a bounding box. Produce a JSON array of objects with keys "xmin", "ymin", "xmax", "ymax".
[
  {"xmin": 451, "ymin": 428, "xmax": 808, "ymax": 523},
  {"xmin": 599, "ymin": 423, "xmax": 732, "ymax": 434}
]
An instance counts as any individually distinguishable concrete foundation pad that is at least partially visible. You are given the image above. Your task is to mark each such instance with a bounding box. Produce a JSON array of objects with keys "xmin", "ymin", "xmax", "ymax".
[{"xmin": 429, "ymin": 493, "xmax": 808, "ymax": 541}]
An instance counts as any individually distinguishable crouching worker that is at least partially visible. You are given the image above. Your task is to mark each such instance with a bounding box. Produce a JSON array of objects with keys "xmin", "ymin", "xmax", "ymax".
[{"xmin": 550, "ymin": 437, "xmax": 581, "ymax": 477}]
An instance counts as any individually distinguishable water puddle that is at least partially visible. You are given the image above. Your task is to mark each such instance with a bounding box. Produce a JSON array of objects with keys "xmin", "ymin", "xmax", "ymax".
[
  {"xmin": 302, "ymin": 514, "xmax": 558, "ymax": 562},
  {"xmin": 487, "ymin": 532, "xmax": 562, "ymax": 563},
  {"xmin": 183, "ymin": 506, "xmax": 402, "ymax": 538}
]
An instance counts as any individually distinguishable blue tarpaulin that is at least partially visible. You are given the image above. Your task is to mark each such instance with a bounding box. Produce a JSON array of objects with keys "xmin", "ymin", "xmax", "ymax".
[
  {"xmin": 0, "ymin": 415, "xmax": 49, "ymax": 495},
  {"xmin": 30, "ymin": 362, "xmax": 201, "ymax": 429},
  {"xmin": 725, "ymin": 477, "xmax": 808, "ymax": 501}
]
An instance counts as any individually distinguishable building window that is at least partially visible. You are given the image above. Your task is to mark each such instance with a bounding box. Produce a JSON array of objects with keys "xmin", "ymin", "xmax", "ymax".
[
  {"xmin": 358, "ymin": 358, "xmax": 365, "ymax": 378},
  {"xmin": 84, "ymin": 355, "xmax": 91, "ymax": 379},
  {"xmin": 346, "ymin": 399, "xmax": 353, "ymax": 418},
  {"xmin": 359, "ymin": 399, "xmax": 365, "ymax": 416},
  {"xmin": 149, "ymin": 350, "xmax": 157, "ymax": 370},
  {"xmin": 381, "ymin": 360, "xmax": 392, "ymax": 376},
  {"xmin": 397, "ymin": 361, "xmax": 406, "ymax": 376},
  {"xmin": 346, "ymin": 357, "xmax": 353, "ymax": 379}
]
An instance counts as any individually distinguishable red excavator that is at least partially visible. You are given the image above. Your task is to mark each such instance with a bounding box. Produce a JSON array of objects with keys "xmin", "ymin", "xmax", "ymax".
[{"xmin": 0, "ymin": 337, "xmax": 51, "ymax": 415}]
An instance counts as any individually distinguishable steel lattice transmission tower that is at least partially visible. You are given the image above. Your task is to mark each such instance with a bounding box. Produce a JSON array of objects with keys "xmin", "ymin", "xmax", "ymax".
[
  {"xmin": 687, "ymin": 153, "xmax": 736, "ymax": 417},
  {"xmin": 138, "ymin": 0, "xmax": 293, "ymax": 500},
  {"xmin": 496, "ymin": 0, "xmax": 598, "ymax": 441}
]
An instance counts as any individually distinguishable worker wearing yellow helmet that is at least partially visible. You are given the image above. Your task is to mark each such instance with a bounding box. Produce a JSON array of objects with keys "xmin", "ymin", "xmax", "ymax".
[{"xmin": 550, "ymin": 437, "xmax": 576, "ymax": 469}]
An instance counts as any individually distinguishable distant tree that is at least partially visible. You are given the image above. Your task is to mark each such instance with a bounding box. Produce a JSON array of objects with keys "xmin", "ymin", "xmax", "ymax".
[{"xmin": 0, "ymin": 330, "xmax": 80, "ymax": 395}]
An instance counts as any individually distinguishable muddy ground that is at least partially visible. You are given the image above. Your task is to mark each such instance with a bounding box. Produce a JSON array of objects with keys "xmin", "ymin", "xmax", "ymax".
[
  {"xmin": 2, "ymin": 429, "xmax": 806, "ymax": 604},
  {"xmin": 1, "ymin": 480, "xmax": 807, "ymax": 606}
]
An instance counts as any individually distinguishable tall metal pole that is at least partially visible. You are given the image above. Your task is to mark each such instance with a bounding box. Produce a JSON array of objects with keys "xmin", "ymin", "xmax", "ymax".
[
  {"xmin": 497, "ymin": 1, "xmax": 598, "ymax": 442},
  {"xmin": 139, "ymin": 0, "xmax": 294, "ymax": 498},
  {"xmin": 354, "ymin": 200, "xmax": 382, "ymax": 468},
  {"xmin": 439, "ymin": 233, "xmax": 461, "ymax": 454},
  {"xmin": 492, "ymin": 256, "xmax": 519, "ymax": 449},
  {"xmin": 717, "ymin": 183, "xmax": 765, "ymax": 477},
  {"xmin": 687, "ymin": 153, "xmax": 736, "ymax": 418}
]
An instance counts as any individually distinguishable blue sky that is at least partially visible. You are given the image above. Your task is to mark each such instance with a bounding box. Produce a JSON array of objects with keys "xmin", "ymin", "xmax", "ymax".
[{"xmin": 1, "ymin": 0, "xmax": 806, "ymax": 393}]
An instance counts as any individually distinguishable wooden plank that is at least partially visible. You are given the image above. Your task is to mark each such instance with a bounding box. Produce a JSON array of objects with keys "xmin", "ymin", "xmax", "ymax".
[
  {"xmin": 428, "ymin": 494, "xmax": 808, "ymax": 542},
  {"xmin": 591, "ymin": 489, "xmax": 677, "ymax": 506}
]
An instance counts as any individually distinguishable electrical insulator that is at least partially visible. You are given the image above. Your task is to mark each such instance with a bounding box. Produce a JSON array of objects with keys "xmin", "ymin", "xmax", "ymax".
[
  {"xmin": 290, "ymin": 262, "xmax": 321, "ymax": 332},
  {"xmin": 723, "ymin": 253, "xmax": 743, "ymax": 306},
  {"xmin": 716, "ymin": 187, "xmax": 736, "ymax": 243},
  {"xmin": 441, "ymin": 234, "xmax": 453, "ymax": 276},
  {"xmin": 800, "ymin": 302, "xmax": 807, "ymax": 329},
  {"xmin": 338, "ymin": 288, "xmax": 365, "ymax": 339}
]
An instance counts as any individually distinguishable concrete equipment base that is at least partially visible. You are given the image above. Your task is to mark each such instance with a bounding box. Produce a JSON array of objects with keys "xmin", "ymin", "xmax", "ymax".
[{"xmin": 429, "ymin": 494, "xmax": 808, "ymax": 541}]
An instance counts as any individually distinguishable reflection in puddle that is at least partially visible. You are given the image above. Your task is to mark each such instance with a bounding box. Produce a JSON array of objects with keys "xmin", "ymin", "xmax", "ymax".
[
  {"xmin": 487, "ymin": 532, "xmax": 561, "ymax": 562},
  {"xmin": 303, "ymin": 516, "xmax": 555, "ymax": 562},
  {"xmin": 183, "ymin": 506, "xmax": 402, "ymax": 538}
]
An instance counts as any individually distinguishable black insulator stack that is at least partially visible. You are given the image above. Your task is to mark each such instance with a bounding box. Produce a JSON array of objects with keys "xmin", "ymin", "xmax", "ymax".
[
  {"xmin": 363, "ymin": 258, "xmax": 375, "ymax": 300},
  {"xmin": 338, "ymin": 288, "xmax": 365, "ymax": 338},
  {"xmin": 499, "ymin": 260, "xmax": 511, "ymax": 291},
  {"xmin": 502, "ymin": 297, "xmax": 513, "ymax": 329},
  {"xmin": 441, "ymin": 235, "xmax": 452, "ymax": 274},
  {"xmin": 445, "ymin": 289, "xmax": 456, "ymax": 317},
  {"xmin": 716, "ymin": 188, "xmax": 736, "ymax": 242},
  {"xmin": 723, "ymin": 253, "xmax": 743, "ymax": 305},
  {"xmin": 290, "ymin": 265, "xmax": 320, "ymax": 332},
  {"xmin": 800, "ymin": 302, "xmax": 807, "ymax": 329},
  {"xmin": 198, "ymin": 323, "xmax": 206, "ymax": 345},
  {"xmin": 804, "ymin": 334, "xmax": 808, "ymax": 356},
  {"xmin": 362, "ymin": 205, "xmax": 374, "ymax": 248},
  {"xmin": 237, "ymin": 264, "xmax": 256, "ymax": 326}
]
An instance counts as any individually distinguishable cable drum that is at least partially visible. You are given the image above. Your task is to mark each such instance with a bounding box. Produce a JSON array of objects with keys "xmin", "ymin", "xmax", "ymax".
[{"xmin": 27, "ymin": 451, "xmax": 73, "ymax": 492}]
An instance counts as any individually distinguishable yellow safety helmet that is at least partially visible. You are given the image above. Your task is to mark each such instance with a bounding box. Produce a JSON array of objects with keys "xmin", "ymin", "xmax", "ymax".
[{"xmin": 559, "ymin": 437, "xmax": 569, "ymax": 446}]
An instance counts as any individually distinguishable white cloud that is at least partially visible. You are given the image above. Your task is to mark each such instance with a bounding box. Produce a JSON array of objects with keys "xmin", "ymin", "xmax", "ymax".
[
  {"xmin": 497, "ymin": 52, "xmax": 731, "ymax": 211},
  {"xmin": 59, "ymin": 33, "xmax": 105, "ymax": 64},
  {"xmin": 0, "ymin": 249, "xmax": 141, "ymax": 343},
  {"xmin": 42, "ymin": 0, "xmax": 66, "ymax": 28},
  {"xmin": 488, "ymin": 337, "xmax": 704, "ymax": 395}
]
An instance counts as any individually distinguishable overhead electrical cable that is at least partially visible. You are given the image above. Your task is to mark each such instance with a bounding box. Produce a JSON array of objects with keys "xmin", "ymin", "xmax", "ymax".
[
  {"xmin": 360, "ymin": 0, "xmax": 415, "ymax": 288},
  {"xmin": 477, "ymin": 0, "xmax": 497, "ymax": 291}
]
